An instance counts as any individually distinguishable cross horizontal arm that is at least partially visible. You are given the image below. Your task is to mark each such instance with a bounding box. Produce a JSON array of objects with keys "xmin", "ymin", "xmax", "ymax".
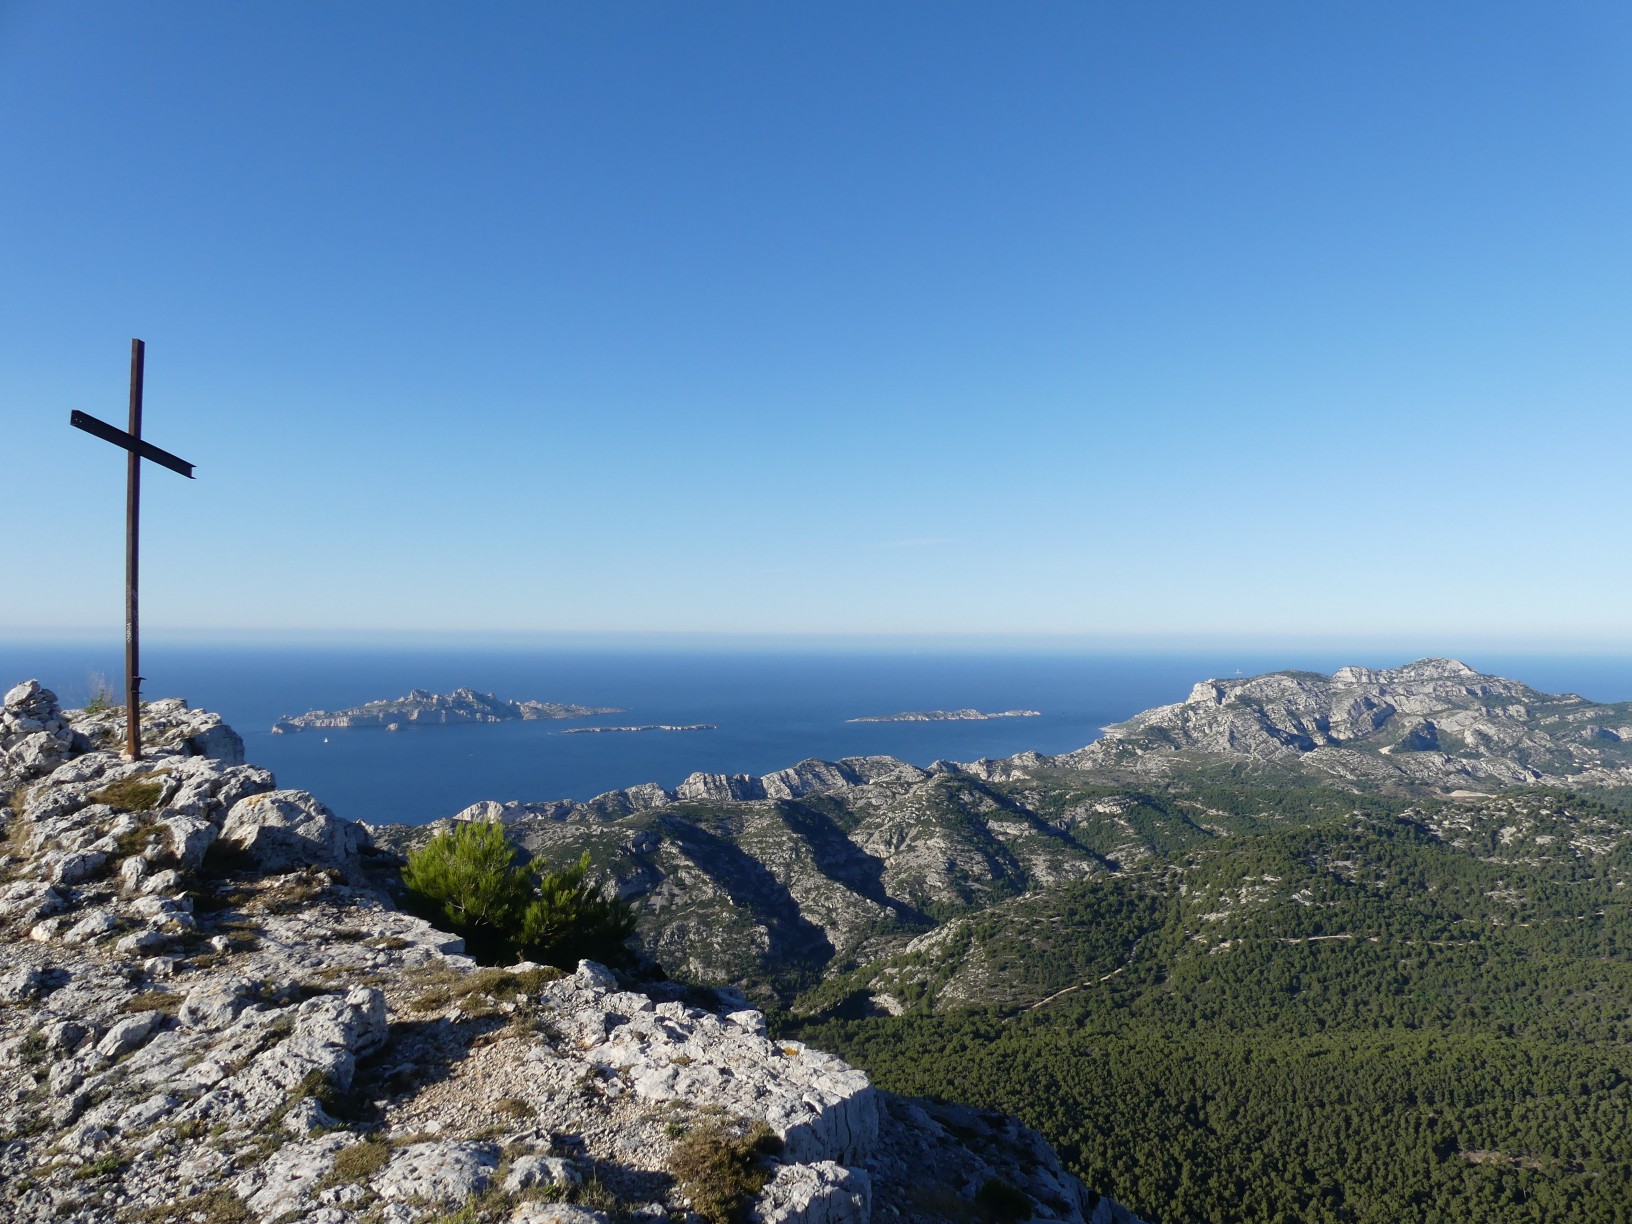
[{"xmin": 70, "ymin": 410, "xmax": 195, "ymax": 478}]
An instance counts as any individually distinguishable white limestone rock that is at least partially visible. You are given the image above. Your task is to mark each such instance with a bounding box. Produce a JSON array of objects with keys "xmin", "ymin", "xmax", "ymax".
[
  {"xmin": 45, "ymin": 848, "xmax": 106, "ymax": 886},
  {"xmin": 68, "ymin": 696, "xmax": 245, "ymax": 765},
  {"xmin": 180, "ymin": 977, "xmax": 262, "ymax": 1031},
  {"xmin": 163, "ymin": 813, "xmax": 219, "ymax": 870},
  {"xmin": 218, "ymin": 789, "xmax": 372, "ymax": 874},
  {"xmin": 504, "ymin": 1153, "xmax": 582, "ymax": 1192},
  {"xmin": 752, "ymin": 1161, "xmax": 871, "ymax": 1224},
  {"xmin": 556, "ymin": 963, "xmax": 878, "ymax": 1167},
  {"xmin": 63, "ymin": 909, "xmax": 120, "ymax": 944},
  {"xmin": 0, "ymin": 965, "xmax": 45, "ymax": 1002},
  {"xmin": 235, "ymin": 1134, "xmax": 351, "ymax": 1217},
  {"xmin": 761, "ymin": 759, "xmax": 865, "ymax": 800},
  {"xmin": 375, "ymin": 1140, "xmax": 499, "ymax": 1205},
  {"xmin": 1064, "ymin": 657, "xmax": 1632, "ymax": 794},
  {"xmin": 0, "ymin": 681, "xmax": 82, "ymax": 796},
  {"xmin": 96, "ymin": 1011, "xmax": 162, "ymax": 1058},
  {"xmin": 676, "ymin": 771, "xmax": 767, "ymax": 803},
  {"xmin": 509, "ymin": 1206, "xmax": 611, "ymax": 1224},
  {"xmin": 0, "ymin": 881, "xmax": 67, "ymax": 925},
  {"xmin": 115, "ymin": 928, "xmax": 169, "ymax": 956}
]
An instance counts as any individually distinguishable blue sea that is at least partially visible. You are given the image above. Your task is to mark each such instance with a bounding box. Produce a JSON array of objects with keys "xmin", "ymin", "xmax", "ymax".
[{"xmin": 4, "ymin": 643, "xmax": 1632, "ymax": 826}]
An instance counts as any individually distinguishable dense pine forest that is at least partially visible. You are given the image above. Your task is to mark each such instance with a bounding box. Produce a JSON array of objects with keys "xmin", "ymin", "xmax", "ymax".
[{"xmin": 785, "ymin": 784, "xmax": 1632, "ymax": 1223}]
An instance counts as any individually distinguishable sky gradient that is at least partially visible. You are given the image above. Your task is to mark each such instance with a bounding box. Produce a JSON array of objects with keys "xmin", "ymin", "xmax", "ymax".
[{"xmin": 3, "ymin": 2, "xmax": 1629, "ymax": 644}]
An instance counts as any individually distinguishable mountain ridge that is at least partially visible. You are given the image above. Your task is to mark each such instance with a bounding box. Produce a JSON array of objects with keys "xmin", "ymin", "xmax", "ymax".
[
  {"xmin": 358, "ymin": 660, "xmax": 1632, "ymax": 1005},
  {"xmin": 443, "ymin": 660, "xmax": 1632, "ymax": 836}
]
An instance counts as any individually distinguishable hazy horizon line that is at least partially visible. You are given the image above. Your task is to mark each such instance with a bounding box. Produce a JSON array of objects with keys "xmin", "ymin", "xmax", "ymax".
[{"xmin": 6, "ymin": 626, "xmax": 1632, "ymax": 658}]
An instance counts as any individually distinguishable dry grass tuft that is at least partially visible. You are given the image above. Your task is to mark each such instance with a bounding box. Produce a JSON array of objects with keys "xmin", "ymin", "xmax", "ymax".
[
  {"xmin": 323, "ymin": 1139, "xmax": 390, "ymax": 1186},
  {"xmin": 667, "ymin": 1118, "xmax": 783, "ymax": 1224},
  {"xmin": 123, "ymin": 990, "xmax": 183, "ymax": 1015},
  {"xmin": 89, "ymin": 776, "xmax": 166, "ymax": 814}
]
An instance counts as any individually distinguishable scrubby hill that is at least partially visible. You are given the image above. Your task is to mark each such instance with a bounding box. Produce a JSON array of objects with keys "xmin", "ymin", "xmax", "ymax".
[{"xmin": 0, "ymin": 681, "xmax": 1140, "ymax": 1224}]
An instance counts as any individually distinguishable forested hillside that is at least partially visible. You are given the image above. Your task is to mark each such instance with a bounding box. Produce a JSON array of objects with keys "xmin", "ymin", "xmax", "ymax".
[{"xmin": 788, "ymin": 787, "xmax": 1632, "ymax": 1222}]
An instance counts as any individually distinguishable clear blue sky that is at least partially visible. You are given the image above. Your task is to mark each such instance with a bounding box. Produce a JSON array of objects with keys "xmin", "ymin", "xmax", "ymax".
[{"xmin": 3, "ymin": 2, "xmax": 1629, "ymax": 645}]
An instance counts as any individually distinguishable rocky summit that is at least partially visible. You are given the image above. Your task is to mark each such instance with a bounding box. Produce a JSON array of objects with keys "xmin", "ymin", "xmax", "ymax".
[
  {"xmin": 1061, "ymin": 657, "xmax": 1632, "ymax": 790},
  {"xmin": 0, "ymin": 680, "xmax": 1141, "ymax": 1224}
]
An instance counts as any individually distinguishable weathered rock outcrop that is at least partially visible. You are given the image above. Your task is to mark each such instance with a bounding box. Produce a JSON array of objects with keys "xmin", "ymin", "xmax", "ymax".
[
  {"xmin": 0, "ymin": 679, "xmax": 87, "ymax": 786},
  {"xmin": 0, "ymin": 680, "xmax": 1140, "ymax": 1224},
  {"xmin": 218, "ymin": 789, "xmax": 374, "ymax": 875},
  {"xmin": 66, "ymin": 691, "xmax": 246, "ymax": 764}
]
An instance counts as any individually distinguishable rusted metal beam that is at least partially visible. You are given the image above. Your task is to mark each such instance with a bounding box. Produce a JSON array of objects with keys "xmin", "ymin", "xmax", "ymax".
[
  {"xmin": 125, "ymin": 340, "xmax": 144, "ymax": 760},
  {"xmin": 69, "ymin": 410, "xmax": 195, "ymax": 479},
  {"xmin": 67, "ymin": 340, "xmax": 198, "ymax": 761}
]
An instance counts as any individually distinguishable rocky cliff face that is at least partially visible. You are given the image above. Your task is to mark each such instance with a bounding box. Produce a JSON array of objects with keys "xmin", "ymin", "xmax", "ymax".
[{"xmin": 0, "ymin": 681, "xmax": 1140, "ymax": 1224}]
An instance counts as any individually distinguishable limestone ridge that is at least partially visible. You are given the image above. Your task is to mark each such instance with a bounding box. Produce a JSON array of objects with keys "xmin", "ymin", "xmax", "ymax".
[
  {"xmin": 401, "ymin": 660, "xmax": 1632, "ymax": 997},
  {"xmin": 0, "ymin": 681, "xmax": 1141, "ymax": 1224},
  {"xmin": 1061, "ymin": 657, "xmax": 1632, "ymax": 789},
  {"xmin": 272, "ymin": 687, "xmax": 622, "ymax": 733},
  {"xmin": 458, "ymin": 661, "xmax": 1632, "ymax": 835}
]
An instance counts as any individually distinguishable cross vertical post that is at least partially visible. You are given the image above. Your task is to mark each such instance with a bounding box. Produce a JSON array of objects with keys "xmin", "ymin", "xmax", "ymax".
[
  {"xmin": 125, "ymin": 339, "xmax": 144, "ymax": 760},
  {"xmin": 68, "ymin": 340, "xmax": 196, "ymax": 762}
]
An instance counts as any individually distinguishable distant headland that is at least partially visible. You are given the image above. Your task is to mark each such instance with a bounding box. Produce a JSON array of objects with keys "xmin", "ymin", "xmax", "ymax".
[
  {"xmin": 846, "ymin": 708, "xmax": 1042, "ymax": 724},
  {"xmin": 271, "ymin": 686, "xmax": 620, "ymax": 733}
]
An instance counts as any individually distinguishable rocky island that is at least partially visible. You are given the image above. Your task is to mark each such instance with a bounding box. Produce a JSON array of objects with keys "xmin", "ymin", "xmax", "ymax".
[
  {"xmin": 0, "ymin": 680, "xmax": 1143, "ymax": 1224},
  {"xmin": 272, "ymin": 687, "xmax": 621, "ymax": 734},
  {"xmin": 846, "ymin": 709, "xmax": 1041, "ymax": 723},
  {"xmin": 562, "ymin": 725, "xmax": 717, "ymax": 735}
]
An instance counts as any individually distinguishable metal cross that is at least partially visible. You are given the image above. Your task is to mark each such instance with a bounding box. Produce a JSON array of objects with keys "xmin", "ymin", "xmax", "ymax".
[{"xmin": 70, "ymin": 340, "xmax": 196, "ymax": 760}]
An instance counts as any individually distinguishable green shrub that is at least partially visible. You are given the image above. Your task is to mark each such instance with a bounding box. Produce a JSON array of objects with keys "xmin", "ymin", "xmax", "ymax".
[
  {"xmin": 975, "ymin": 1177, "xmax": 1033, "ymax": 1220},
  {"xmin": 401, "ymin": 822, "xmax": 636, "ymax": 968},
  {"xmin": 75, "ymin": 1153, "xmax": 127, "ymax": 1180},
  {"xmin": 402, "ymin": 821, "xmax": 534, "ymax": 942},
  {"xmin": 518, "ymin": 851, "xmax": 639, "ymax": 969},
  {"xmin": 83, "ymin": 671, "xmax": 115, "ymax": 714}
]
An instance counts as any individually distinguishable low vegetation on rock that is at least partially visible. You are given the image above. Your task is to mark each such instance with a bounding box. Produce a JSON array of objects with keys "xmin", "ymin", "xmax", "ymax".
[{"xmin": 666, "ymin": 1118, "xmax": 782, "ymax": 1223}]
